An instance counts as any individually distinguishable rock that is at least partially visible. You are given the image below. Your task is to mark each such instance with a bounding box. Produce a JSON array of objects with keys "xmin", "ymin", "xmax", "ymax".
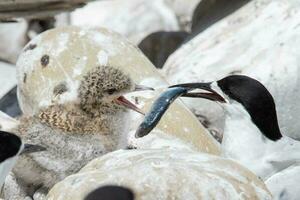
[
  {"xmin": 0, "ymin": 62, "xmax": 17, "ymax": 99},
  {"xmin": 162, "ymin": 0, "xmax": 300, "ymax": 140},
  {"xmin": 70, "ymin": 0, "xmax": 179, "ymax": 44},
  {"xmin": 0, "ymin": 110, "xmax": 19, "ymax": 131},
  {"xmin": 164, "ymin": 0, "xmax": 201, "ymax": 30},
  {"xmin": 16, "ymin": 26, "xmax": 220, "ymax": 154},
  {"xmin": 265, "ymin": 165, "xmax": 300, "ymax": 200},
  {"xmin": 138, "ymin": 31, "xmax": 189, "ymax": 69},
  {"xmin": 27, "ymin": 17, "xmax": 56, "ymax": 40},
  {"xmin": 47, "ymin": 149, "xmax": 272, "ymax": 200},
  {"xmin": 0, "ymin": 22, "xmax": 28, "ymax": 63},
  {"xmin": 0, "ymin": 0, "xmax": 89, "ymax": 20}
]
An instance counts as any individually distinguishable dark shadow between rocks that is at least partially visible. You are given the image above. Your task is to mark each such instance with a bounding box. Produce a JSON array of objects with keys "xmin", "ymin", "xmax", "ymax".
[
  {"xmin": 138, "ymin": 31, "xmax": 189, "ymax": 69},
  {"xmin": 0, "ymin": 86, "xmax": 22, "ymax": 117}
]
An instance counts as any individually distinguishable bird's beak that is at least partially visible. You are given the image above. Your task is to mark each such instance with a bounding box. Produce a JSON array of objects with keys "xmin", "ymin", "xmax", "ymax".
[
  {"xmin": 114, "ymin": 84, "xmax": 154, "ymax": 115},
  {"xmin": 135, "ymin": 82, "xmax": 225, "ymax": 138},
  {"xmin": 169, "ymin": 82, "xmax": 226, "ymax": 103},
  {"xmin": 21, "ymin": 144, "xmax": 46, "ymax": 155},
  {"xmin": 114, "ymin": 96, "xmax": 145, "ymax": 115},
  {"xmin": 134, "ymin": 84, "xmax": 154, "ymax": 92}
]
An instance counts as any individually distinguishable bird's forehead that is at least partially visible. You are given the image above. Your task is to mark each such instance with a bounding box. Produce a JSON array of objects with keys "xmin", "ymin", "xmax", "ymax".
[
  {"xmin": 86, "ymin": 66, "xmax": 133, "ymax": 88},
  {"xmin": 103, "ymin": 67, "xmax": 131, "ymax": 80}
]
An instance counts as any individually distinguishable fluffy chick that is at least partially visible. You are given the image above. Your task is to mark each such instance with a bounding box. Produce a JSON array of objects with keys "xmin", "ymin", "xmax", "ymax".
[{"xmin": 3, "ymin": 66, "xmax": 145, "ymax": 200}]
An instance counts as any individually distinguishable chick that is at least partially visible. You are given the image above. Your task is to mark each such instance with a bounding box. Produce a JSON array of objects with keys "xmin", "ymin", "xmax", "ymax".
[{"xmin": 3, "ymin": 66, "xmax": 152, "ymax": 200}]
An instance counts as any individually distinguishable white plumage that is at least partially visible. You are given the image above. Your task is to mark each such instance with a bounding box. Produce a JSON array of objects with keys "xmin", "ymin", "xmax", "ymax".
[{"xmin": 169, "ymin": 75, "xmax": 300, "ymax": 199}]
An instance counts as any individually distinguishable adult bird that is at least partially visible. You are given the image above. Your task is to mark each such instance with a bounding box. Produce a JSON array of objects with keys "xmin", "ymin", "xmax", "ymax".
[
  {"xmin": 136, "ymin": 75, "xmax": 300, "ymax": 199},
  {"xmin": 0, "ymin": 130, "xmax": 45, "ymax": 188}
]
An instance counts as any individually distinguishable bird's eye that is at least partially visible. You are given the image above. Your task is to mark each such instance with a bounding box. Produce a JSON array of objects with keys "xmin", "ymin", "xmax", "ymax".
[{"xmin": 106, "ymin": 89, "xmax": 117, "ymax": 95}]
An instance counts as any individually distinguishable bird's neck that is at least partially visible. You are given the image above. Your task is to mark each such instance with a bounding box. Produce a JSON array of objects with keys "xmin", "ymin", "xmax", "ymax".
[{"xmin": 222, "ymin": 103, "xmax": 270, "ymax": 161}]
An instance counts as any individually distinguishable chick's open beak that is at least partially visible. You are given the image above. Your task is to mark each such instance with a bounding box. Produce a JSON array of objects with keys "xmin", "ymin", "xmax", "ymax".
[
  {"xmin": 114, "ymin": 84, "xmax": 154, "ymax": 115},
  {"xmin": 115, "ymin": 96, "xmax": 145, "ymax": 115},
  {"xmin": 21, "ymin": 144, "xmax": 46, "ymax": 155}
]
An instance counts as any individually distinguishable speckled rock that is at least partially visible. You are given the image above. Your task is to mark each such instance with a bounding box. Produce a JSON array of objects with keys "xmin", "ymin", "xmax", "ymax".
[
  {"xmin": 16, "ymin": 26, "xmax": 220, "ymax": 154},
  {"xmin": 71, "ymin": 0, "xmax": 179, "ymax": 44},
  {"xmin": 47, "ymin": 149, "xmax": 272, "ymax": 200},
  {"xmin": 163, "ymin": 0, "xmax": 300, "ymax": 139}
]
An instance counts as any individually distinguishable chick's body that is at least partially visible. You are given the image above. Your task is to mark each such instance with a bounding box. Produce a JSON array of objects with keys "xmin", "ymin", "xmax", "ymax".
[{"xmin": 4, "ymin": 66, "xmax": 135, "ymax": 199}]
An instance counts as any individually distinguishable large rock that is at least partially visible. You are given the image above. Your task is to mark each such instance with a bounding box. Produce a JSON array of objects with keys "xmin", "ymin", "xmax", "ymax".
[
  {"xmin": 47, "ymin": 149, "xmax": 272, "ymax": 200},
  {"xmin": 163, "ymin": 0, "xmax": 300, "ymax": 139},
  {"xmin": 71, "ymin": 0, "xmax": 179, "ymax": 44},
  {"xmin": 164, "ymin": 0, "xmax": 201, "ymax": 30},
  {"xmin": 0, "ymin": 62, "xmax": 16, "ymax": 99},
  {"xmin": 16, "ymin": 26, "xmax": 220, "ymax": 154},
  {"xmin": 0, "ymin": 22, "xmax": 27, "ymax": 63},
  {"xmin": 0, "ymin": 0, "xmax": 89, "ymax": 20}
]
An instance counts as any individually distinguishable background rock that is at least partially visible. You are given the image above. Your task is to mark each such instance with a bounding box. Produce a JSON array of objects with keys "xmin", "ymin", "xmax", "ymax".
[
  {"xmin": 0, "ymin": 22, "xmax": 28, "ymax": 63},
  {"xmin": 164, "ymin": 0, "xmax": 201, "ymax": 30},
  {"xmin": 0, "ymin": 62, "xmax": 16, "ymax": 99},
  {"xmin": 71, "ymin": 0, "xmax": 179, "ymax": 44}
]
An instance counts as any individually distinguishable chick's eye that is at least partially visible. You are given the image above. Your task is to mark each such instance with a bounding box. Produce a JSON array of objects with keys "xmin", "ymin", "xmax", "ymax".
[{"xmin": 106, "ymin": 89, "xmax": 117, "ymax": 95}]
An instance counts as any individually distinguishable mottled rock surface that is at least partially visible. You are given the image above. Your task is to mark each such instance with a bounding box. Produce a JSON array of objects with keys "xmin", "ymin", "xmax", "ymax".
[{"xmin": 48, "ymin": 149, "xmax": 272, "ymax": 200}]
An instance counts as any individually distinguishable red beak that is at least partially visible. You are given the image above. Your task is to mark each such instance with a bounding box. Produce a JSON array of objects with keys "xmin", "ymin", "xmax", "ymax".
[{"xmin": 114, "ymin": 96, "xmax": 145, "ymax": 115}]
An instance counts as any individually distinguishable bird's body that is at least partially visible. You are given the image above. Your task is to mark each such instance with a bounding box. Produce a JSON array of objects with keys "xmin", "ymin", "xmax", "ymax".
[
  {"xmin": 12, "ymin": 113, "xmax": 124, "ymax": 188},
  {"xmin": 5, "ymin": 115, "xmax": 111, "ymax": 199},
  {"xmin": 172, "ymin": 76, "xmax": 300, "ymax": 199},
  {"xmin": 3, "ymin": 66, "xmax": 151, "ymax": 199},
  {"xmin": 221, "ymin": 100, "xmax": 300, "ymax": 180},
  {"xmin": 136, "ymin": 75, "xmax": 300, "ymax": 199}
]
